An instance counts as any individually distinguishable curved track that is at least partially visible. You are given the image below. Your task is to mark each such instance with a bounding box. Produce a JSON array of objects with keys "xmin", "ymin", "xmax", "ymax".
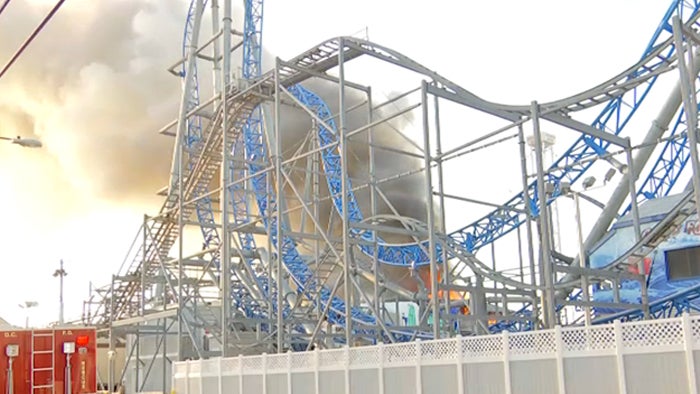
[{"xmin": 175, "ymin": 0, "xmax": 700, "ymax": 341}]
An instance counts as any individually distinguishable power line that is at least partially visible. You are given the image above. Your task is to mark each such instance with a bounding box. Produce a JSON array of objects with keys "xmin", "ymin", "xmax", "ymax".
[
  {"xmin": 0, "ymin": 0, "xmax": 11, "ymax": 16},
  {"xmin": 0, "ymin": 0, "xmax": 66, "ymax": 81}
]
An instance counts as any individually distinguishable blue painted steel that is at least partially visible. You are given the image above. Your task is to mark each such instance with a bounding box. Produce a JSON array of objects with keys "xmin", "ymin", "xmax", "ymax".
[
  {"xmin": 183, "ymin": 0, "xmax": 700, "ymax": 334},
  {"xmin": 230, "ymin": 0, "xmax": 273, "ymax": 320},
  {"xmin": 624, "ymin": 109, "xmax": 691, "ymax": 214},
  {"xmin": 594, "ymin": 282, "xmax": 700, "ymax": 323},
  {"xmin": 309, "ymin": 1, "xmax": 700, "ymax": 268},
  {"xmin": 242, "ymin": 0, "xmax": 264, "ymax": 80},
  {"xmin": 246, "ymin": 84, "xmax": 429, "ymax": 341},
  {"xmin": 232, "ymin": 0, "xmax": 430, "ymax": 340},
  {"xmin": 275, "ymin": 1, "xmax": 700, "ymax": 332},
  {"xmin": 448, "ymin": 0, "xmax": 700, "ymax": 256},
  {"xmin": 182, "ymin": 0, "xmax": 263, "ymax": 318},
  {"xmin": 477, "ymin": 1, "xmax": 700, "ymax": 330}
]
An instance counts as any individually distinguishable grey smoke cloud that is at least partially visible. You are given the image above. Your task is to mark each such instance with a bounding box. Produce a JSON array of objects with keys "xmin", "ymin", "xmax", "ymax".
[
  {"xmin": 0, "ymin": 0, "xmax": 182, "ymax": 209},
  {"xmin": 0, "ymin": 0, "xmax": 429, "ymax": 295}
]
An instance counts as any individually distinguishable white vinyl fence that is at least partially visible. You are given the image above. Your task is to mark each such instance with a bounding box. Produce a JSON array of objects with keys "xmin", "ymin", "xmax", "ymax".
[{"xmin": 173, "ymin": 314, "xmax": 700, "ymax": 394}]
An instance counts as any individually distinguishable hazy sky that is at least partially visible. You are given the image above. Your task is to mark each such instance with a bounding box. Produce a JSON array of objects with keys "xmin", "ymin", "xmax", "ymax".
[{"xmin": 0, "ymin": 0, "xmax": 676, "ymax": 326}]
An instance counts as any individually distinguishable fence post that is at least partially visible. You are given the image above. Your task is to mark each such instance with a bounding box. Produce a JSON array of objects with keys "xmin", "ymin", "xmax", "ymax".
[
  {"xmin": 378, "ymin": 342, "xmax": 385, "ymax": 394},
  {"xmin": 238, "ymin": 354, "xmax": 244, "ymax": 394},
  {"xmin": 287, "ymin": 351, "xmax": 293, "ymax": 394},
  {"xmin": 218, "ymin": 357, "xmax": 223, "ymax": 394},
  {"xmin": 455, "ymin": 336, "xmax": 464, "ymax": 394},
  {"xmin": 554, "ymin": 325, "xmax": 566, "ymax": 394},
  {"xmin": 416, "ymin": 340, "xmax": 422, "ymax": 394},
  {"xmin": 682, "ymin": 313, "xmax": 697, "ymax": 393},
  {"xmin": 262, "ymin": 353, "xmax": 268, "ymax": 394},
  {"xmin": 345, "ymin": 346, "xmax": 351, "ymax": 394},
  {"xmin": 613, "ymin": 320, "xmax": 627, "ymax": 394},
  {"xmin": 185, "ymin": 360, "xmax": 190, "ymax": 394},
  {"xmin": 314, "ymin": 347, "xmax": 320, "ymax": 394},
  {"xmin": 171, "ymin": 362, "xmax": 178, "ymax": 394},
  {"xmin": 198, "ymin": 360, "xmax": 204, "ymax": 394},
  {"xmin": 503, "ymin": 331, "xmax": 511, "ymax": 394}
]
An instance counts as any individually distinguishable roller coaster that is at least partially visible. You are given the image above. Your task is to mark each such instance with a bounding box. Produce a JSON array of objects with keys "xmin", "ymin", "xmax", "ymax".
[{"xmin": 81, "ymin": 0, "xmax": 700, "ymax": 389}]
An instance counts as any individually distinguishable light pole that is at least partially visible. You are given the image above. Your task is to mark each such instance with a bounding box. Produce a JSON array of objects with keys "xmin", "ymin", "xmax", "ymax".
[
  {"xmin": 18, "ymin": 301, "xmax": 38, "ymax": 328},
  {"xmin": 53, "ymin": 259, "xmax": 67, "ymax": 325},
  {"xmin": 0, "ymin": 135, "xmax": 42, "ymax": 148},
  {"xmin": 561, "ymin": 176, "xmax": 610, "ymax": 326}
]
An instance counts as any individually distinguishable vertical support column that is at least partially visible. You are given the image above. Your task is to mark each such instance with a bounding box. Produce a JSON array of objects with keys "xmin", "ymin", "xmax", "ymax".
[
  {"xmin": 367, "ymin": 87, "xmax": 382, "ymax": 343},
  {"xmin": 312, "ymin": 119, "xmax": 323, "ymax": 333},
  {"xmin": 175, "ymin": 0, "xmax": 204, "ymax": 362},
  {"xmin": 574, "ymin": 193, "xmax": 591, "ymax": 326},
  {"xmin": 625, "ymin": 144, "xmax": 642, "ymax": 242},
  {"xmin": 624, "ymin": 144, "xmax": 648, "ymax": 319},
  {"xmin": 108, "ymin": 275, "xmax": 116, "ymax": 392},
  {"xmin": 673, "ymin": 16, "xmax": 700, "ymax": 224},
  {"xmin": 163, "ymin": 318, "xmax": 168, "ymax": 393},
  {"xmin": 177, "ymin": 64, "xmax": 186, "ymax": 363},
  {"xmin": 682, "ymin": 313, "xmax": 698, "ymax": 393},
  {"xmin": 136, "ymin": 216, "xmax": 147, "ymax": 391},
  {"xmin": 274, "ymin": 59, "xmax": 285, "ymax": 352},
  {"xmin": 266, "ymin": 155, "xmax": 275, "ymax": 353},
  {"xmin": 210, "ymin": 0, "xmax": 222, "ymax": 105},
  {"xmin": 517, "ymin": 123, "xmax": 539, "ymax": 326},
  {"xmin": 471, "ymin": 275, "xmax": 486, "ymax": 334},
  {"xmin": 433, "ymin": 89, "xmax": 452, "ymax": 336},
  {"xmin": 220, "ymin": 0, "xmax": 233, "ymax": 357},
  {"xmin": 531, "ymin": 101, "xmax": 555, "ymax": 328},
  {"xmin": 338, "ymin": 38, "xmax": 353, "ymax": 346},
  {"xmin": 421, "ymin": 81, "xmax": 440, "ymax": 339}
]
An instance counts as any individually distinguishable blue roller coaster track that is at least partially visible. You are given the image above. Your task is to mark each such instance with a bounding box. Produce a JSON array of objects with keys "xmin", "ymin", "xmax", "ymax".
[
  {"xmin": 182, "ymin": 0, "xmax": 420, "ymax": 343},
  {"xmin": 452, "ymin": 0, "xmax": 700, "ymax": 255},
  {"xmin": 180, "ymin": 0, "xmax": 700, "ymax": 339},
  {"xmin": 181, "ymin": 0, "xmax": 267, "ymax": 321}
]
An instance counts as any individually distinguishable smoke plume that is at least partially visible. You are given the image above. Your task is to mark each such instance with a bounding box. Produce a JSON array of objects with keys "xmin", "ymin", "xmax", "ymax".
[
  {"xmin": 0, "ymin": 0, "xmax": 430, "ymax": 297},
  {"xmin": 0, "ymin": 0, "xmax": 183, "ymax": 211}
]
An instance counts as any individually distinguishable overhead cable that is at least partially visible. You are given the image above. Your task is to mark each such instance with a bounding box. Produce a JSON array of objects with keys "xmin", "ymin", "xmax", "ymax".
[
  {"xmin": 0, "ymin": 0, "xmax": 11, "ymax": 16},
  {"xmin": 0, "ymin": 0, "xmax": 66, "ymax": 81}
]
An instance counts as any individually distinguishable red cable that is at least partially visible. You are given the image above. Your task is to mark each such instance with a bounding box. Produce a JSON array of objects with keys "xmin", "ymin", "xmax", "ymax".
[{"xmin": 0, "ymin": 0, "xmax": 66, "ymax": 80}]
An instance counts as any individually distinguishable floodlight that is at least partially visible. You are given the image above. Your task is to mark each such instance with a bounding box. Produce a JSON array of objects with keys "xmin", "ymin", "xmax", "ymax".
[{"xmin": 582, "ymin": 176, "xmax": 596, "ymax": 190}]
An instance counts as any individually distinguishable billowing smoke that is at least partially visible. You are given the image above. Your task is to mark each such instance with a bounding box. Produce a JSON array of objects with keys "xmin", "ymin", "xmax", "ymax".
[
  {"xmin": 275, "ymin": 81, "xmax": 429, "ymax": 236},
  {"xmin": 273, "ymin": 79, "xmax": 432, "ymax": 294},
  {"xmin": 0, "ymin": 0, "xmax": 182, "ymax": 211},
  {"xmin": 0, "ymin": 1, "xmax": 429, "ymax": 295}
]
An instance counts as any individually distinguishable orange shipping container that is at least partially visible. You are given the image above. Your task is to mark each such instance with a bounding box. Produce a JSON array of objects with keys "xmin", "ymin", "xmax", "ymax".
[{"xmin": 0, "ymin": 327, "xmax": 97, "ymax": 394}]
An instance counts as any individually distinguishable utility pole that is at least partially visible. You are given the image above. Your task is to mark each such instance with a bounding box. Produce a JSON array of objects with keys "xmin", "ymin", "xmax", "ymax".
[{"xmin": 53, "ymin": 259, "xmax": 67, "ymax": 325}]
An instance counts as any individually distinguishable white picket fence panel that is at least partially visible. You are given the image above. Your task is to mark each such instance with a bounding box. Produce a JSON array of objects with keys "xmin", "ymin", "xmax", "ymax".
[{"xmin": 172, "ymin": 314, "xmax": 700, "ymax": 394}]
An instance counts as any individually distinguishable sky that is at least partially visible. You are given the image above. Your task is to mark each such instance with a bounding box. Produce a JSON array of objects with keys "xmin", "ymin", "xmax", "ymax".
[{"xmin": 0, "ymin": 0, "xmax": 679, "ymax": 327}]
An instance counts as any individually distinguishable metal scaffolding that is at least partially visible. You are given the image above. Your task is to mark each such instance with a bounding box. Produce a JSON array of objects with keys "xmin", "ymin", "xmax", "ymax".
[{"xmin": 77, "ymin": 0, "xmax": 700, "ymax": 391}]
